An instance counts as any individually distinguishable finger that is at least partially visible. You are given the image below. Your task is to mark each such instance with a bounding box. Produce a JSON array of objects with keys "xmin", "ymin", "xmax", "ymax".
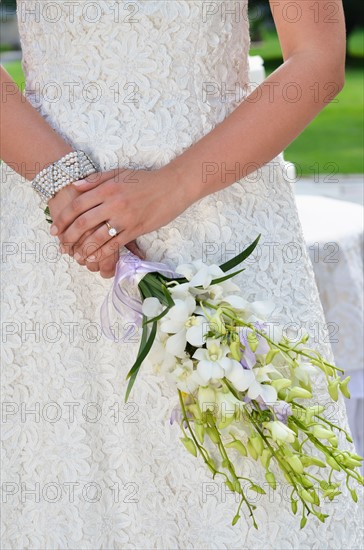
[
  {"xmin": 73, "ymin": 222, "xmax": 118, "ymax": 261},
  {"xmin": 71, "ymin": 223, "xmax": 105, "ymax": 258},
  {"xmin": 125, "ymin": 240, "xmax": 145, "ymax": 260},
  {"xmin": 58, "ymin": 204, "xmax": 112, "ymax": 250},
  {"xmin": 54, "ymin": 183, "xmax": 110, "ymax": 236},
  {"xmin": 86, "ymin": 260, "xmax": 101, "ymax": 273},
  {"xmin": 98, "ymin": 255, "xmax": 118, "ymax": 279},
  {"xmin": 85, "ymin": 231, "xmax": 127, "ymax": 264},
  {"xmin": 71, "ymin": 168, "xmax": 124, "ymax": 192}
]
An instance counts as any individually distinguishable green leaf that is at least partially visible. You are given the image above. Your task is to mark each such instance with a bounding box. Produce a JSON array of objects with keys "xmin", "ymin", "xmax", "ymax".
[
  {"xmin": 143, "ymin": 305, "xmax": 171, "ymax": 325},
  {"xmin": 219, "ymin": 234, "xmax": 261, "ymax": 273},
  {"xmin": 124, "ymin": 318, "xmax": 157, "ymax": 402},
  {"xmin": 232, "ymin": 513, "xmax": 240, "ymax": 526},
  {"xmin": 209, "ymin": 267, "xmax": 246, "ymax": 285}
]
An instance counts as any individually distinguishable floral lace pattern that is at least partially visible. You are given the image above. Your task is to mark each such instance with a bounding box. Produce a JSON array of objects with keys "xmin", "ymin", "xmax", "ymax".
[{"xmin": 1, "ymin": 1, "xmax": 363, "ymax": 548}]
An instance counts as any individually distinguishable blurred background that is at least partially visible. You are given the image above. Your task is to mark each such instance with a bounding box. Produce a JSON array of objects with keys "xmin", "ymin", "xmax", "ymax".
[{"xmin": 1, "ymin": 0, "xmax": 363, "ymax": 458}]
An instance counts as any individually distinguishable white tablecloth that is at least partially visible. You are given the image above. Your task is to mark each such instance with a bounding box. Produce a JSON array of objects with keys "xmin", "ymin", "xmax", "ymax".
[{"xmin": 296, "ymin": 195, "xmax": 364, "ymax": 457}]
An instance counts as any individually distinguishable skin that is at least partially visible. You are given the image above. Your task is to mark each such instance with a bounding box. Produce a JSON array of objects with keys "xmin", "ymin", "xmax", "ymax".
[{"xmin": 1, "ymin": 1, "xmax": 346, "ymax": 279}]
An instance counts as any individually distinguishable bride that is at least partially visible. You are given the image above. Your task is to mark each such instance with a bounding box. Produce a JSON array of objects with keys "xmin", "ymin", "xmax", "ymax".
[{"xmin": 1, "ymin": 0, "xmax": 362, "ymax": 548}]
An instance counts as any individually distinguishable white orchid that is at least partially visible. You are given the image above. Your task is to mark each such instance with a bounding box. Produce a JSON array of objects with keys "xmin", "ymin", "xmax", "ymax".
[
  {"xmin": 215, "ymin": 388, "xmax": 245, "ymax": 420},
  {"xmin": 223, "ymin": 360, "xmax": 256, "ymax": 392},
  {"xmin": 175, "ymin": 259, "xmax": 224, "ymax": 289},
  {"xmin": 221, "ymin": 294, "xmax": 276, "ymax": 321},
  {"xmin": 192, "ymin": 338, "xmax": 228, "ymax": 384},
  {"xmin": 246, "ymin": 365, "xmax": 278, "ymax": 404},
  {"xmin": 142, "ymin": 296, "xmax": 165, "ymax": 318},
  {"xmin": 292, "ymin": 360, "xmax": 318, "ymax": 387},
  {"xmin": 169, "ymin": 357, "xmax": 205, "ymax": 394},
  {"xmin": 159, "ymin": 296, "xmax": 207, "ymax": 357},
  {"xmin": 265, "ymin": 420, "xmax": 296, "ymax": 444},
  {"xmin": 143, "ymin": 336, "xmax": 176, "ymax": 375}
]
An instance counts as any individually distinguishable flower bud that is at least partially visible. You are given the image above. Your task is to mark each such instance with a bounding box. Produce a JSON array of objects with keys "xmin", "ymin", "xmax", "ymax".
[
  {"xmin": 198, "ymin": 386, "xmax": 216, "ymax": 413},
  {"xmin": 247, "ymin": 439, "xmax": 258, "ymax": 460},
  {"xmin": 300, "ymin": 475, "xmax": 314, "ymax": 489},
  {"xmin": 326, "ymin": 456, "xmax": 341, "ymax": 471},
  {"xmin": 328, "ymin": 379, "xmax": 340, "ymax": 401},
  {"xmin": 343, "ymin": 456, "xmax": 362, "ymax": 469},
  {"xmin": 312, "ymin": 425, "xmax": 335, "ymax": 440},
  {"xmin": 194, "ymin": 422, "xmax": 205, "ymax": 444},
  {"xmin": 265, "ymin": 471, "xmax": 276, "ymax": 489},
  {"xmin": 271, "ymin": 378, "xmax": 292, "ymax": 392},
  {"xmin": 260, "ymin": 448, "xmax": 272, "ymax": 470},
  {"xmin": 225, "ymin": 439, "xmax": 247, "ymax": 456},
  {"xmin": 180, "ymin": 437, "xmax": 197, "ymax": 457},
  {"xmin": 210, "ymin": 309, "xmax": 226, "ymax": 335},
  {"xmin": 247, "ymin": 331, "xmax": 259, "ymax": 352},
  {"xmin": 339, "ymin": 376, "xmax": 351, "ymax": 398},
  {"xmin": 206, "ymin": 426, "xmax": 220, "ymax": 444},
  {"xmin": 298, "ymin": 488, "xmax": 315, "ymax": 504},
  {"xmin": 250, "ymin": 432, "xmax": 264, "ymax": 456},
  {"xmin": 287, "ymin": 387, "xmax": 312, "ymax": 401},
  {"xmin": 265, "ymin": 348, "xmax": 280, "ymax": 364},
  {"xmin": 265, "ymin": 420, "xmax": 296, "ymax": 444},
  {"xmin": 229, "ymin": 340, "xmax": 241, "ymax": 361},
  {"xmin": 187, "ymin": 403, "xmax": 202, "ymax": 420},
  {"xmin": 301, "ymin": 456, "xmax": 327, "ymax": 468},
  {"xmin": 287, "ymin": 455, "xmax": 304, "ymax": 474}
]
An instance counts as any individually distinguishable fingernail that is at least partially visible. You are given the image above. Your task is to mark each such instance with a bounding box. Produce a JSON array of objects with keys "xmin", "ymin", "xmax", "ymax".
[
  {"xmin": 73, "ymin": 179, "xmax": 86, "ymax": 186},
  {"xmin": 86, "ymin": 255, "xmax": 96, "ymax": 262},
  {"xmin": 50, "ymin": 225, "xmax": 58, "ymax": 236},
  {"xmin": 59, "ymin": 244, "xmax": 66, "ymax": 254},
  {"xmin": 74, "ymin": 252, "xmax": 82, "ymax": 261}
]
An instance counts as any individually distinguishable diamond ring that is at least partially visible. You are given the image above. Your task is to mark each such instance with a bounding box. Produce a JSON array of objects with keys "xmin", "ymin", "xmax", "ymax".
[{"xmin": 105, "ymin": 221, "xmax": 118, "ymax": 237}]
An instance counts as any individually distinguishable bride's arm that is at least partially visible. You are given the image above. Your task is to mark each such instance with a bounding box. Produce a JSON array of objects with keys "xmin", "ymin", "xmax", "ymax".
[
  {"xmin": 0, "ymin": 65, "xmax": 74, "ymax": 178},
  {"xmin": 0, "ymin": 66, "xmax": 143, "ymax": 273},
  {"xmin": 170, "ymin": 0, "xmax": 346, "ymax": 201}
]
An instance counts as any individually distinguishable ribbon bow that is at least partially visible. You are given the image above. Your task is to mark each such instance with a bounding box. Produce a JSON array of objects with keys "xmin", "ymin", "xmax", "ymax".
[{"xmin": 100, "ymin": 250, "xmax": 180, "ymax": 341}]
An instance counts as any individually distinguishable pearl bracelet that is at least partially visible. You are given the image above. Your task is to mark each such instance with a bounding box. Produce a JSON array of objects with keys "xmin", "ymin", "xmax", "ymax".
[{"xmin": 31, "ymin": 150, "xmax": 97, "ymax": 204}]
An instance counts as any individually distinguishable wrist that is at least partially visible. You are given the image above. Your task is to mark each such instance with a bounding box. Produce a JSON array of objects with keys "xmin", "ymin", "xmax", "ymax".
[{"xmin": 166, "ymin": 156, "xmax": 202, "ymax": 208}]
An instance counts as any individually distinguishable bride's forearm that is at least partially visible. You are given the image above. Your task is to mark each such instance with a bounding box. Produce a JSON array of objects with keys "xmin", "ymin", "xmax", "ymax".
[
  {"xmin": 0, "ymin": 65, "xmax": 73, "ymax": 180},
  {"xmin": 170, "ymin": 51, "xmax": 345, "ymax": 204}
]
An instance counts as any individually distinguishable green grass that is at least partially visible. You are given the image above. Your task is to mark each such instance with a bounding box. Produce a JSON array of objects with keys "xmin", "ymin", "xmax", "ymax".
[
  {"xmin": 3, "ymin": 60, "xmax": 24, "ymax": 87},
  {"xmin": 3, "ymin": 29, "xmax": 364, "ymax": 174},
  {"xmin": 250, "ymin": 28, "xmax": 364, "ymax": 174}
]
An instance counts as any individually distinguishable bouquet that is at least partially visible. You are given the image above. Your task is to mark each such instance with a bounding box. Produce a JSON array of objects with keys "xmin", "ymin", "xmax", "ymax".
[{"xmin": 102, "ymin": 234, "xmax": 363, "ymax": 529}]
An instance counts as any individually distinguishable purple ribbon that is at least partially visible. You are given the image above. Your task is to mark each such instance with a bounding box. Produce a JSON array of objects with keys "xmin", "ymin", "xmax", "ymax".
[{"xmin": 100, "ymin": 250, "xmax": 181, "ymax": 341}]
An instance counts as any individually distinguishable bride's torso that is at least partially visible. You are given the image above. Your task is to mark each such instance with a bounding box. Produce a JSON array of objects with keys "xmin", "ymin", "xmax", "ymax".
[{"xmin": 17, "ymin": 0, "xmax": 251, "ymax": 170}]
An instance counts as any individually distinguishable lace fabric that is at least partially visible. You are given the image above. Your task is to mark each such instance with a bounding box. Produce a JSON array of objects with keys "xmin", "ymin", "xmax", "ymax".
[{"xmin": 1, "ymin": 1, "xmax": 363, "ymax": 548}]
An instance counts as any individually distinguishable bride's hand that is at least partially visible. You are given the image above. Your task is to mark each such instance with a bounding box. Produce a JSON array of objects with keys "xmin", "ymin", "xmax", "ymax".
[
  {"xmin": 48, "ymin": 183, "xmax": 145, "ymax": 276},
  {"xmin": 48, "ymin": 185, "xmax": 101, "ymax": 273},
  {"xmin": 51, "ymin": 164, "xmax": 190, "ymax": 264}
]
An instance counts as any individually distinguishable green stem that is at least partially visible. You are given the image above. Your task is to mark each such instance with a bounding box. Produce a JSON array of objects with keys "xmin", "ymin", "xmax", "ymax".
[
  {"xmin": 246, "ymin": 407, "xmax": 313, "ymax": 517},
  {"xmin": 177, "ymin": 390, "xmax": 227, "ymax": 480}
]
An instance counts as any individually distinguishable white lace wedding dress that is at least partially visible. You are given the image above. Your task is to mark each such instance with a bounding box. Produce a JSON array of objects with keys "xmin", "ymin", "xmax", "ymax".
[{"xmin": 1, "ymin": 1, "xmax": 363, "ymax": 549}]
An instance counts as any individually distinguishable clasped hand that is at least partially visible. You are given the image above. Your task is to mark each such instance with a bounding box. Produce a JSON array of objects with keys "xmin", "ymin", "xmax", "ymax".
[{"xmin": 48, "ymin": 165, "xmax": 189, "ymax": 278}]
